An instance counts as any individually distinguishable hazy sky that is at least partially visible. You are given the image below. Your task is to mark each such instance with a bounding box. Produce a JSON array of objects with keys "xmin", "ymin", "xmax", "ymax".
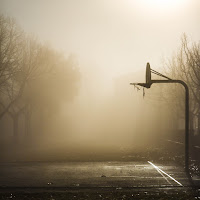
[
  {"xmin": 0, "ymin": 0, "xmax": 199, "ymax": 149},
  {"xmin": 0, "ymin": 0, "xmax": 199, "ymax": 85}
]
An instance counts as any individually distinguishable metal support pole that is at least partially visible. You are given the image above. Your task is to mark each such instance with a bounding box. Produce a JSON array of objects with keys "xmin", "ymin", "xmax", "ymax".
[{"xmin": 150, "ymin": 80, "xmax": 190, "ymax": 177}]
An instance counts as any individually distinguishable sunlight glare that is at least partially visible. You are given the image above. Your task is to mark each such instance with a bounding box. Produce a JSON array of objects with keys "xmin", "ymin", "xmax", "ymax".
[{"xmin": 137, "ymin": 0, "xmax": 186, "ymax": 12}]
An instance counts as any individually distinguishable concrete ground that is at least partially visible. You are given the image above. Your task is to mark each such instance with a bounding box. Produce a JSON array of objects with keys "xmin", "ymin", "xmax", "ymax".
[
  {"xmin": 0, "ymin": 161, "xmax": 190, "ymax": 188},
  {"xmin": 0, "ymin": 161, "xmax": 199, "ymax": 199}
]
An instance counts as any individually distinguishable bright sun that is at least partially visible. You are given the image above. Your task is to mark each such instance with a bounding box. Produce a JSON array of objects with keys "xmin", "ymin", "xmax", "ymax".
[{"xmin": 138, "ymin": 0, "xmax": 186, "ymax": 11}]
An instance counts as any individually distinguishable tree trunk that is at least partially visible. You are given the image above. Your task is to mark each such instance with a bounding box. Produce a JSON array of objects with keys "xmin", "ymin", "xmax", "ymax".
[
  {"xmin": 13, "ymin": 115, "xmax": 19, "ymax": 143},
  {"xmin": 25, "ymin": 107, "xmax": 31, "ymax": 139}
]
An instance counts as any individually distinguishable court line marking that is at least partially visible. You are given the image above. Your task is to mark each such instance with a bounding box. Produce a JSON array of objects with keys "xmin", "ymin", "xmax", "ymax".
[
  {"xmin": 150, "ymin": 164, "xmax": 172, "ymax": 185},
  {"xmin": 148, "ymin": 161, "xmax": 183, "ymax": 187}
]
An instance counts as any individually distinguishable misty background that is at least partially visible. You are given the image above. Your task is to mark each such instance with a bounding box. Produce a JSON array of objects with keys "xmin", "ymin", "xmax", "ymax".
[{"xmin": 0, "ymin": 0, "xmax": 200, "ymax": 162}]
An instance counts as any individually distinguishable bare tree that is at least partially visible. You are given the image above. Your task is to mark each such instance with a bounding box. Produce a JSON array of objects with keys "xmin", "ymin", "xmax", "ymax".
[
  {"xmin": 0, "ymin": 15, "xmax": 81, "ymax": 143},
  {"xmin": 2, "ymin": 36, "xmax": 48, "ymax": 140},
  {"xmin": 24, "ymin": 52, "xmax": 80, "ymax": 137},
  {"xmin": 164, "ymin": 34, "xmax": 200, "ymax": 133},
  {"xmin": 0, "ymin": 15, "xmax": 24, "ymax": 119}
]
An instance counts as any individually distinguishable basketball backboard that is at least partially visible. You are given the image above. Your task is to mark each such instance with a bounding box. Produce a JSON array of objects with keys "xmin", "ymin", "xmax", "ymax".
[
  {"xmin": 146, "ymin": 62, "xmax": 151, "ymax": 85},
  {"xmin": 137, "ymin": 62, "xmax": 152, "ymax": 88},
  {"xmin": 130, "ymin": 62, "xmax": 152, "ymax": 88}
]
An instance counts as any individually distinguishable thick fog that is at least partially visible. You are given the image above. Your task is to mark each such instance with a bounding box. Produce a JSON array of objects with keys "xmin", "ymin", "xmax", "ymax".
[
  {"xmin": 0, "ymin": 0, "xmax": 199, "ymax": 162},
  {"xmin": 0, "ymin": 62, "xmax": 181, "ymax": 162}
]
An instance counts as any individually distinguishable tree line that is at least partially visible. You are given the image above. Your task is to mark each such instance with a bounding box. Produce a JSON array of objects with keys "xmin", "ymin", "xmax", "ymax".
[{"xmin": 0, "ymin": 15, "xmax": 80, "ymax": 143}]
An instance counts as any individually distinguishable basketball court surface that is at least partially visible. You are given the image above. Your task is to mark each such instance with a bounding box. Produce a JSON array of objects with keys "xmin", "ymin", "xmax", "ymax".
[{"xmin": 0, "ymin": 161, "xmax": 192, "ymax": 188}]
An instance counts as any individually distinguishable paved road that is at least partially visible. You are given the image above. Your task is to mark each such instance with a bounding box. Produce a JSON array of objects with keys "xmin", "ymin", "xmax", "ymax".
[{"xmin": 0, "ymin": 161, "xmax": 191, "ymax": 188}]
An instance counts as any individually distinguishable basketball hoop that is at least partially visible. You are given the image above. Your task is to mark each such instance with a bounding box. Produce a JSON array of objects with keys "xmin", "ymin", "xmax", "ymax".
[
  {"xmin": 130, "ymin": 62, "xmax": 152, "ymax": 89},
  {"xmin": 130, "ymin": 62, "xmax": 191, "ymax": 182},
  {"xmin": 130, "ymin": 62, "xmax": 152, "ymax": 98},
  {"xmin": 130, "ymin": 62, "xmax": 172, "ymax": 88}
]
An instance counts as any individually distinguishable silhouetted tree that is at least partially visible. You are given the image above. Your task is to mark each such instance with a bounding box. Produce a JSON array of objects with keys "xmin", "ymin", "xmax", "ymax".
[
  {"xmin": 4, "ymin": 36, "xmax": 52, "ymax": 140},
  {"xmin": 0, "ymin": 15, "xmax": 80, "ymax": 142},
  {"xmin": 24, "ymin": 53, "xmax": 80, "ymax": 137},
  {"xmin": 0, "ymin": 15, "xmax": 24, "ymax": 119},
  {"xmin": 165, "ymin": 34, "xmax": 200, "ymax": 134}
]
